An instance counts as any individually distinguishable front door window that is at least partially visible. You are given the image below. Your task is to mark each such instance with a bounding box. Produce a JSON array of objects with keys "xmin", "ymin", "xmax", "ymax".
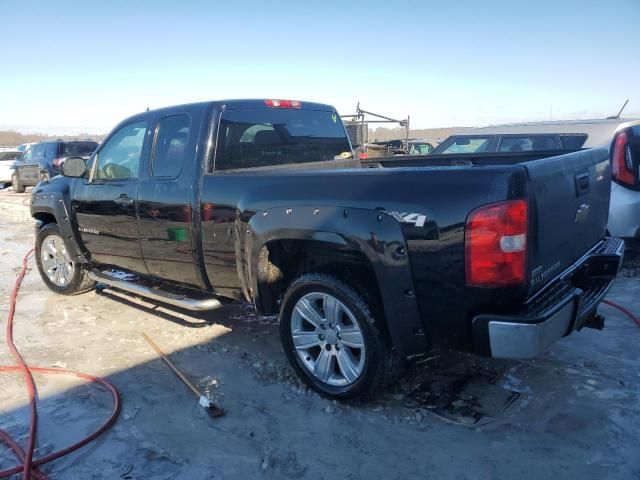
[{"xmin": 93, "ymin": 121, "xmax": 147, "ymax": 180}]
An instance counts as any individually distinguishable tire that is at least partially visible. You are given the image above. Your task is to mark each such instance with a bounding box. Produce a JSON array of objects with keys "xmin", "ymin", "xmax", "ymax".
[
  {"xmin": 279, "ymin": 273, "xmax": 391, "ymax": 399},
  {"xmin": 11, "ymin": 174, "xmax": 25, "ymax": 193},
  {"xmin": 35, "ymin": 223, "xmax": 96, "ymax": 295}
]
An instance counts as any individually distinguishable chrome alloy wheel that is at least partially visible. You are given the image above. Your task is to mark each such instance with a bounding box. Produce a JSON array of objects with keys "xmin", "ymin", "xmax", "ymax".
[
  {"xmin": 40, "ymin": 234, "xmax": 74, "ymax": 287},
  {"xmin": 290, "ymin": 292, "xmax": 366, "ymax": 386}
]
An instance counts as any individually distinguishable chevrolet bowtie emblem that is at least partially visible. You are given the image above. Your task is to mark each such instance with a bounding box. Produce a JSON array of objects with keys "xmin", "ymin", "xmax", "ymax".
[{"xmin": 575, "ymin": 203, "xmax": 590, "ymax": 223}]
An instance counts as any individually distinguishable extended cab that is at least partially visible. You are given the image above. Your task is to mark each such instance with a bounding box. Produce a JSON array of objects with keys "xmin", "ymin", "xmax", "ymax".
[{"xmin": 30, "ymin": 100, "xmax": 624, "ymax": 399}]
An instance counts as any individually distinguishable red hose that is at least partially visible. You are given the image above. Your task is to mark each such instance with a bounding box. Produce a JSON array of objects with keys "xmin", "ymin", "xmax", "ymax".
[
  {"xmin": 0, "ymin": 250, "xmax": 120, "ymax": 479},
  {"xmin": 602, "ymin": 298, "xmax": 640, "ymax": 328}
]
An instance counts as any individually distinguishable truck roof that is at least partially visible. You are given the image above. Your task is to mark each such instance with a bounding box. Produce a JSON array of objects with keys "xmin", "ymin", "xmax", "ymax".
[{"xmin": 130, "ymin": 99, "xmax": 337, "ymax": 119}]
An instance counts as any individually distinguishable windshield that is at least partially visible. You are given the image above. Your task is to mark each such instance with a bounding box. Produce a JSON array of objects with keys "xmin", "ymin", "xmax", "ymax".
[
  {"xmin": 214, "ymin": 108, "xmax": 352, "ymax": 171},
  {"xmin": 435, "ymin": 136, "xmax": 492, "ymax": 154},
  {"xmin": 60, "ymin": 142, "xmax": 98, "ymax": 157}
]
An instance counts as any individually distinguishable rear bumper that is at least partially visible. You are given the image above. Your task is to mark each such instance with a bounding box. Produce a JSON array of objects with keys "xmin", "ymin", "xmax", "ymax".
[{"xmin": 472, "ymin": 237, "xmax": 625, "ymax": 359}]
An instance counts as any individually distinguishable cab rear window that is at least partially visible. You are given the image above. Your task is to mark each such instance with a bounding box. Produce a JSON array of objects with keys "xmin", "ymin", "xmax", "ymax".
[
  {"xmin": 213, "ymin": 108, "xmax": 352, "ymax": 172},
  {"xmin": 61, "ymin": 142, "xmax": 98, "ymax": 157}
]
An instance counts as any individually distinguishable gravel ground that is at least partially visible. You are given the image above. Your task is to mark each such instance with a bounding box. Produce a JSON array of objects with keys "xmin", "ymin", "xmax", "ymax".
[{"xmin": 1, "ymin": 189, "xmax": 639, "ymax": 479}]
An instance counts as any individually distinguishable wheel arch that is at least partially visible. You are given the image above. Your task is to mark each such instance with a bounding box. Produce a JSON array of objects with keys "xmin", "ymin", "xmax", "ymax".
[{"xmin": 246, "ymin": 205, "xmax": 429, "ymax": 357}]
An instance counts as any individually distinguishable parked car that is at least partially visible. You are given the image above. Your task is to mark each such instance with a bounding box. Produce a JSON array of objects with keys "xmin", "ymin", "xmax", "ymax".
[
  {"xmin": 428, "ymin": 119, "xmax": 640, "ymax": 239},
  {"xmin": 0, "ymin": 150, "xmax": 23, "ymax": 188},
  {"xmin": 29, "ymin": 99, "xmax": 623, "ymax": 399},
  {"xmin": 13, "ymin": 140, "xmax": 98, "ymax": 192},
  {"xmin": 431, "ymin": 132, "xmax": 588, "ymax": 154}
]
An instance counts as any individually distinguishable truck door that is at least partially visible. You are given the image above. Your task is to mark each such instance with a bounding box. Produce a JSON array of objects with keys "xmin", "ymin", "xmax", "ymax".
[
  {"xmin": 137, "ymin": 112, "xmax": 201, "ymax": 287},
  {"xmin": 72, "ymin": 120, "xmax": 149, "ymax": 274}
]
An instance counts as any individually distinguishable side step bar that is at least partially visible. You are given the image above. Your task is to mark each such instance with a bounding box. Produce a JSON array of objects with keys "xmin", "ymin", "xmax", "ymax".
[{"xmin": 89, "ymin": 270, "xmax": 223, "ymax": 311}]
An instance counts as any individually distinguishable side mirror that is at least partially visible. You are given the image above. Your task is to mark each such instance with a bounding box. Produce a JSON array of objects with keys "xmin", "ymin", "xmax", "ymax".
[{"xmin": 62, "ymin": 157, "xmax": 87, "ymax": 178}]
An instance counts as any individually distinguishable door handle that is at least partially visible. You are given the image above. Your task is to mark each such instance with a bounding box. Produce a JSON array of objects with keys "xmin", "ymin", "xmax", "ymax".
[{"xmin": 114, "ymin": 194, "xmax": 134, "ymax": 207}]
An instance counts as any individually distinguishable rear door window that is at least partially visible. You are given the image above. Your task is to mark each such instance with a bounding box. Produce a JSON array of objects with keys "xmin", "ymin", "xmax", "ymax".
[
  {"xmin": 45, "ymin": 143, "xmax": 59, "ymax": 157},
  {"xmin": 32, "ymin": 144, "xmax": 45, "ymax": 158},
  {"xmin": 213, "ymin": 108, "xmax": 352, "ymax": 172},
  {"xmin": 151, "ymin": 114, "xmax": 190, "ymax": 178}
]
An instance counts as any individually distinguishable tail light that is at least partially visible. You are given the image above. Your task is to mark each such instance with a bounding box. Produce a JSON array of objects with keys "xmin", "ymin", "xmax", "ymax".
[
  {"xmin": 264, "ymin": 99, "xmax": 301, "ymax": 108},
  {"xmin": 52, "ymin": 158, "xmax": 64, "ymax": 167},
  {"xmin": 611, "ymin": 131, "xmax": 636, "ymax": 187},
  {"xmin": 358, "ymin": 151, "xmax": 368, "ymax": 160},
  {"xmin": 465, "ymin": 199, "xmax": 528, "ymax": 287}
]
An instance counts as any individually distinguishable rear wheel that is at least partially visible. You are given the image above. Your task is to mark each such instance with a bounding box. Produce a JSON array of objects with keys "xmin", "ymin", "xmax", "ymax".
[
  {"xmin": 279, "ymin": 273, "xmax": 391, "ymax": 399},
  {"xmin": 11, "ymin": 174, "xmax": 25, "ymax": 193},
  {"xmin": 35, "ymin": 223, "xmax": 95, "ymax": 295}
]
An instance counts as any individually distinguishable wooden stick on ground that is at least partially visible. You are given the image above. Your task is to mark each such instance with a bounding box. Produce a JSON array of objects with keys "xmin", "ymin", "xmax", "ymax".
[{"xmin": 141, "ymin": 332, "xmax": 225, "ymax": 417}]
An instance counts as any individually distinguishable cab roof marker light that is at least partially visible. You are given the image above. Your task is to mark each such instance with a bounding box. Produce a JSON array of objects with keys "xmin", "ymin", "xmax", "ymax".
[{"xmin": 264, "ymin": 99, "xmax": 301, "ymax": 109}]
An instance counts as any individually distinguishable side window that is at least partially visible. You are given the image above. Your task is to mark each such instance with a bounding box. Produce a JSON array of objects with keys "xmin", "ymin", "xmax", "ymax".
[
  {"xmin": 151, "ymin": 114, "xmax": 190, "ymax": 178},
  {"xmin": 32, "ymin": 144, "xmax": 45, "ymax": 158},
  {"xmin": 498, "ymin": 136, "xmax": 557, "ymax": 152},
  {"xmin": 45, "ymin": 143, "xmax": 59, "ymax": 157},
  {"xmin": 94, "ymin": 121, "xmax": 147, "ymax": 180}
]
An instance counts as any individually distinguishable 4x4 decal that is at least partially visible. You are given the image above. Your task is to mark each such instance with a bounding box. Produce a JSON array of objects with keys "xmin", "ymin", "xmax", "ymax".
[{"xmin": 389, "ymin": 211, "xmax": 427, "ymax": 228}]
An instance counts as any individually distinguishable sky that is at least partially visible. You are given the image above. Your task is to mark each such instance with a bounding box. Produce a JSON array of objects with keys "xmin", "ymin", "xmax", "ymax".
[{"xmin": 1, "ymin": 0, "xmax": 639, "ymax": 134}]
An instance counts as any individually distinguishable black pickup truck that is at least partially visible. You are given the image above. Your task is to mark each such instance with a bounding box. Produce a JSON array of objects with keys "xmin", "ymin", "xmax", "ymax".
[{"xmin": 30, "ymin": 99, "xmax": 624, "ymax": 399}]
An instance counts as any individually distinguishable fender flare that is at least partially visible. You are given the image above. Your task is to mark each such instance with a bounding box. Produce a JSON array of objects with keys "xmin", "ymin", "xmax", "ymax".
[
  {"xmin": 31, "ymin": 188, "xmax": 90, "ymax": 263},
  {"xmin": 246, "ymin": 205, "xmax": 428, "ymax": 357}
]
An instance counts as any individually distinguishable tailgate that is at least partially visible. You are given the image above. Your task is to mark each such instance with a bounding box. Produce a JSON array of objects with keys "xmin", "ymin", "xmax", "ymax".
[{"xmin": 524, "ymin": 148, "xmax": 611, "ymax": 295}]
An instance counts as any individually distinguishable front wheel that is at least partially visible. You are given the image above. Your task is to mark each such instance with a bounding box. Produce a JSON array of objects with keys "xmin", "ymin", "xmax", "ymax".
[
  {"xmin": 11, "ymin": 174, "xmax": 25, "ymax": 193},
  {"xmin": 279, "ymin": 273, "xmax": 391, "ymax": 399},
  {"xmin": 35, "ymin": 223, "xmax": 96, "ymax": 295}
]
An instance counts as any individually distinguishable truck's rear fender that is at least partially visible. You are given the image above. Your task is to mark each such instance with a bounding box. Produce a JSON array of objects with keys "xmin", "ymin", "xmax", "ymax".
[
  {"xmin": 31, "ymin": 180, "xmax": 90, "ymax": 263},
  {"xmin": 246, "ymin": 205, "xmax": 428, "ymax": 357}
]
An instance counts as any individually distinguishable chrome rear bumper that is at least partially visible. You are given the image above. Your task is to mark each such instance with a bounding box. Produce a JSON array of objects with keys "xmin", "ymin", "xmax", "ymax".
[{"xmin": 473, "ymin": 237, "xmax": 624, "ymax": 359}]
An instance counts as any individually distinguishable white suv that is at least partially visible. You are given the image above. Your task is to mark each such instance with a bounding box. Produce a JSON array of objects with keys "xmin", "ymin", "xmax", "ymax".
[{"xmin": 608, "ymin": 120, "xmax": 640, "ymax": 239}]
